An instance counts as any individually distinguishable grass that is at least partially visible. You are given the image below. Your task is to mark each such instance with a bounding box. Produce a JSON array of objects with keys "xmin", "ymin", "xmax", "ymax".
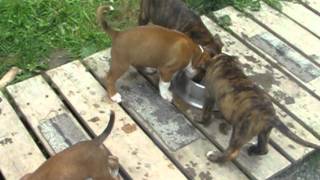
[
  {"xmin": 0, "ymin": 0, "xmax": 283, "ymax": 82},
  {"xmin": 0, "ymin": 0, "xmax": 139, "ymax": 81}
]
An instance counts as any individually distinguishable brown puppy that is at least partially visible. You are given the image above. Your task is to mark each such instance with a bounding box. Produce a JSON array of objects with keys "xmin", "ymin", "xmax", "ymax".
[
  {"xmin": 200, "ymin": 54, "xmax": 320, "ymax": 163},
  {"xmin": 20, "ymin": 111, "xmax": 120, "ymax": 180},
  {"xmin": 139, "ymin": 0, "xmax": 223, "ymax": 57},
  {"xmin": 97, "ymin": 6, "xmax": 210, "ymax": 103}
]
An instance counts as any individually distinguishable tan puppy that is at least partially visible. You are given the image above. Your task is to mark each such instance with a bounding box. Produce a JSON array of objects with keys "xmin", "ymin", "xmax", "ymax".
[
  {"xmin": 200, "ymin": 54, "xmax": 320, "ymax": 163},
  {"xmin": 20, "ymin": 111, "xmax": 120, "ymax": 180},
  {"xmin": 96, "ymin": 6, "xmax": 210, "ymax": 103}
]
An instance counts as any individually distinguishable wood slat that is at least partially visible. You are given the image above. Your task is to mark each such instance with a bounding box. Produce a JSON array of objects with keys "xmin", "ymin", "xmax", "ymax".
[
  {"xmin": 279, "ymin": 1, "xmax": 320, "ymax": 38},
  {"xmin": 0, "ymin": 92, "xmax": 46, "ymax": 180},
  {"xmin": 7, "ymin": 75, "xmax": 90, "ymax": 155},
  {"xmin": 84, "ymin": 50, "xmax": 248, "ymax": 180},
  {"xmin": 299, "ymin": 0, "xmax": 320, "ymax": 15},
  {"xmin": 246, "ymin": 2, "xmax": 320, "ymax": 66},
  {"xmin": 201, "ymin": 15, "xmax": 320, "ymax": 161},
  {"xmin": 214, "ymin": 7, "xmax": 320, "ymax": 98},
  {"xmin": 213, "ymin": 8, "xmax": 320, "ymax": 137},
  {"xmin": 46, "ymin": 61, "xmax": 187, "ymax": 180}
]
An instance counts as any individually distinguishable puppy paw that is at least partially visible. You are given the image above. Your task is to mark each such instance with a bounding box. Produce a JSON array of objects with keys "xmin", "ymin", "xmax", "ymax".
[
  {"xmin": 219, "ymin": 122, "xmax": 231, "ymax": 135},
  {"xmin": 247, "ymin": 145, "xmax": 268, "ymax": 156},
  {"xmin": 206, "ymin": 151, "xmax": 227, "ymax": 164},
  {"xmin": 160, "ymin": 90, "xmax": 173, "ymax": 102},
  {"xmin": 108, "ymin": 155, "xmax": 120, "ymax": 178},
  {"xmin": 110, "ymin": 93, "xmax": 122, "ymax": 103}
]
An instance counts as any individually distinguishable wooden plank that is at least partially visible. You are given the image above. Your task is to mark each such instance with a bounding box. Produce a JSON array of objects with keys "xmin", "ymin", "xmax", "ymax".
[
  {"xmin": 299, "ymin": 0, "xmax": 320, "ymax": 15},
  {"xmin": 213, "ymin": 8, "xmax": 320, "ymax": 137},
  {"xmin": 0, "ymin": 92, "xmax": 46, "ymax": 180},
  {"xmin": 6, "ymin": 76, "xmax": 90, "ymax": 155},
  {"xmin": 279, "ymin": 1, "xmax": 320, "ymax": 38},
  {"xmin": 246, "ymin": 2, "xmax": 320, "ymax": 67},
  {"xmin": 84, "ymin": 50, "xmax": 248, "ymax": 180},
  {"xmin": 201, "ymin": 16, "xmax": 320, "ymax": 162},
  {"xmin": 214, "ymin": 7, "xmax": 320, "ymax": 97},
  {"xmin": 46, "ymin": 61, "xmax": 187, "ymax": 180}
]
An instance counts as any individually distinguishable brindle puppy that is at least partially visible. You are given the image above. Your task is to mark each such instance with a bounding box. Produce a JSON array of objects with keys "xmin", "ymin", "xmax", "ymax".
[
  {"xmin": 200, "ymin": 54, "xmax": 320, "ymax": 163},
  {"xmin": 139, "ymin": 0, "xmax": 223, "ymax": 57}
]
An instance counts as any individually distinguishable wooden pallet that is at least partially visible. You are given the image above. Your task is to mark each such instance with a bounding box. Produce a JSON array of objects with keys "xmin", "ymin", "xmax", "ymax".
[{"xmin": 1, "ymin": 2, "xmax": 320, "ymax": 180}]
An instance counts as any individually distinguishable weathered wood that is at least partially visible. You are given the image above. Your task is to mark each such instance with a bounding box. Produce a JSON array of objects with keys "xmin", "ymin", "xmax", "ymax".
[
  {"xmin": 46, "ymin": 61, "xmax": 187, "ymax": 180},
  {"xmin": 213, "ymin": 7, "xmax": 320, "ymax": 97},
  {"xmin": 299, "ymin": 0, "xmax": 320, "ymax": 15},
  {"xmin": 202, "ymin": 15, "xmax": 320, "ymax": 160},
  {"xmin": 0, "ymin": 92, "xmax": 46, "ymax": 180},
  {"xmin": 84, "ymin": 50, "xmax": 248, "ymax": 180},
  {"xmin": 279, "ymin": 1, "xmax": 320, "ymax": 38},
  {"xmin": 213, "ymin": 9, "xmax": 320, "ymax": 137},
  {"xmin": 246, "ymin": 2, "xmax": 320, "ymax": 66},
  {"xmin": 6, "ymin": 75, "xmax": 90, "ymax": 155}
]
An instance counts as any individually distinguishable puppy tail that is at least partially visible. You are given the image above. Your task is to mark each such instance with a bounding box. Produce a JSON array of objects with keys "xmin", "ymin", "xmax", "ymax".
[
  {"xmin": 94, "ymin": 110, "xmax": 115, "ymax": 145},
  {"xmin": 273, "ymin": 116, "xmax": 320, "ymax": 149},
  {"xmin": 96, "ymin": 5, "xmax": 118, "ymax": 38}
]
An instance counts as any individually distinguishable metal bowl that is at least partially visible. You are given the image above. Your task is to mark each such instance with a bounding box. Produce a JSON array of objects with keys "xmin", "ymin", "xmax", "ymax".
[{"xmin": 171, "ymin": 71, "xmax": 205, "ymax": 109}]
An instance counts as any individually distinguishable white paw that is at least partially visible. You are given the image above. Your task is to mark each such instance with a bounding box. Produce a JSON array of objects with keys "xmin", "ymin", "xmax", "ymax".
[
  {"xmin": 110, "ymin": 93, "xmax": 122, "ymax": 103},
  {"xmin": 159, "ymin": 80, "xmax": 172, "ymax": 102},
  {"xmin": 160, "ymin": 90, "xmax": 173, "ymax": 102},
  {"xmin": 206, "ymin": 150, "xmax": 214, "ymax": 158}
]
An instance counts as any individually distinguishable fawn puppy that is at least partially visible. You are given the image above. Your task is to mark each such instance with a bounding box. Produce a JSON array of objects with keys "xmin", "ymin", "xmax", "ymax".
[
  {"xmin": 97, "ymin": 6, "xmax": 210, "ymax": 103},
  {"xmin": 20, "ymin": 111, "xmax": 120, "ymax": 180}
]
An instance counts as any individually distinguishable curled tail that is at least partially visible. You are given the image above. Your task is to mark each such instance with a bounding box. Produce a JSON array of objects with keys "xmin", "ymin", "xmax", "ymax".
[
  {"xmin": 272, "ymin": 116, "xmax": 320, "ymax": 149},
  {"xmin": 94, "ymin": 110, "xmax": 115, "ymax": 145},
  {"xmin": 96, "ymin": 5, "xmax": 118, "ymax": 38}
]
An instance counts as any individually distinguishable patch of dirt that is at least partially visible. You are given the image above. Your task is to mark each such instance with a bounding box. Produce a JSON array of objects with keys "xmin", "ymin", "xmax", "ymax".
[{"xmin": 48, "ymin": 49, "xmax": 73, "ymax": 69}]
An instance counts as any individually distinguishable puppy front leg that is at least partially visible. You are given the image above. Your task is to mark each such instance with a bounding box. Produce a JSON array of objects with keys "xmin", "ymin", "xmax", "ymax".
[
  {"xmin": 159, "ymin": 69, "xmax": 175, "ymax": 102},
  {"xmin": 198, "ymin": 94, "xmax": 215, "ymax": 123},
  {"xmin": 138, "ymin": 0, "xmax": 150, "ymax": 25}
]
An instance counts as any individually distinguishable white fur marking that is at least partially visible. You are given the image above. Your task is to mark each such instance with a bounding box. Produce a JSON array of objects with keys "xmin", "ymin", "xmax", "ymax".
[
  {"xmin": 185, "ymin": 61, "xmax": 198, "ymax": 78},
  {"xmin": 159, "ymin": 80, "xmax": 173, "ymax": 102},
  {"xmin": 109, "ymin": 167, "xmax": 119, "ymax": 178},
  {"xmin": 111, "ymin": 93, "xmax": 122, "ymax": 103},
  {"xmin": 144, "ymin": 67, "xmax": 157, "ymax": 74},
  {"xmin": 199, "ymin": 45, "xmax": 204, "ymax": 53},
  {"xmin": 206, "ymin": 150, "xmax": 214, "ymax": 158}
]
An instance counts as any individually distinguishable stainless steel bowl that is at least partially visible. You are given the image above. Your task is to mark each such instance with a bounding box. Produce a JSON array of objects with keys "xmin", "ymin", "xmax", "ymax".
[{"xmin": 171, "ymin": 71, "xmax": 205, "ymax": 109}]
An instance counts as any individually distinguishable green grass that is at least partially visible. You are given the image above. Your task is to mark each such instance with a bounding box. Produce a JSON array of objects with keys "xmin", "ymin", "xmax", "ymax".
[{"xmin": 0, "ymin": 0, "xmax": 139, "ymax": 81}]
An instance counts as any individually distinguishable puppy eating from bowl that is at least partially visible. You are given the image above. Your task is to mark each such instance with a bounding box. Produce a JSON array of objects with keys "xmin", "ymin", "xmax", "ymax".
[
  {"xmin": 199, "ymin": 54, "xmax": 320, "ymax": 163},
  {"xmin": 96, "ymin": 6, "xmax": 210, "ymax": 103},
  {"xmin": 20, "ymin": 111, "xmax": 120, "ymax": 180},
  {"xmin": 139, "ymin": 0, "xmax": 224, "ymax": 58}
]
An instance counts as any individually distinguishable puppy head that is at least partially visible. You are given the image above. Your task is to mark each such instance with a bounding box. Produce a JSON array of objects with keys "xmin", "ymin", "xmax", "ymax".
[{"xmin": 205, "ymin": 34, "xmax": 224, "ymax": 57}]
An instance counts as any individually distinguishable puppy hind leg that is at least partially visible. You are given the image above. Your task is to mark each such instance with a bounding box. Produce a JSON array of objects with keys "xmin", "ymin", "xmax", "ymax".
[
  {"xmin": 106, "ymin": 62, "xmax": 129, "ymax": 103},
  {"xmin": 248, "ymin": 126, "xmax": 272, "ymax": 156},
  {"xmin": 207, "ymin": 126, "xmax": 247, "ymax": 163}
]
